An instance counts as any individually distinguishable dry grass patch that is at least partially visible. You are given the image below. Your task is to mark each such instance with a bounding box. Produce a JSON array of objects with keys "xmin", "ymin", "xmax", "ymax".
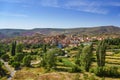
[
  {"xmin": 37, "ymin": 72, "xmax": 78, "ymax": 80},
  {"xmin": 12, "ymin": 67, "xmax": 45, "ymax": 80}
]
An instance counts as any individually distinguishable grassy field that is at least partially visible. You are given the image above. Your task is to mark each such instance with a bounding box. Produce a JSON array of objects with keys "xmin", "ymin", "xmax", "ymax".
[
  {"xmin": 11, "ymin": 51, "xmax": 120, "ymax": 80},
  {"xmin": 12, "ymin": 69, "xmax": 120, "ymax": 80}
]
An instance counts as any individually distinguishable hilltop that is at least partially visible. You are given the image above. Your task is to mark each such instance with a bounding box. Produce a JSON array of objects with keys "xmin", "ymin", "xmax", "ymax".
[{"xmin": 0, "ymin": 26, "xmax": 120, "ymax": 39}]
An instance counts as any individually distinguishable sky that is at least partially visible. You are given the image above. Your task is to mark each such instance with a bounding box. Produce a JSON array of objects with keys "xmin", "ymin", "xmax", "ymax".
[{"xmin": 0, "ymin": 0, "xmax": 120, "ymax": 29}]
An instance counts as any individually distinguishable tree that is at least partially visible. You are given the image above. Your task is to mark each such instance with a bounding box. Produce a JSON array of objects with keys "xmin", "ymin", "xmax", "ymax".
[
  {"xmin": 96, "ymin": 40, "xmax": 106, "ymax": 67},
  {"xmin": 0, "ymin": 43, "xmax": 9, "ymax": 57},
  {"xmin": 16, "ymin": 43, "xmax": 24, "ymax": 53},
  {"xmin": 80, "ymin": 44, "xmax": 93, "ymax": 71},
  {"xmin": 43, "ymin": 44, "xmax": 47, "ymax": 53},
  {"xmin": 11, "ymin": 41, "xmax": 17, "ymax": 56},
  {"xmin": 0, "ymin": 61, "xmax": 3, "ymax": 76},
  {"xmin": 75, "ymin": 43, "xmax": 84, "ymax": 66},
  {"xmin": 0, "ymin": 61, "xmax": 2, "ymax": 69},
  {"xmin": 75, "ymin": 47, "xmax": 82, "ymax": 66},
  {"xmin": 0, "ymin": 61, "xmax": 6, "ymax": 77},
  {"xmin": 41, "ymin": 49, "xmax": 57, "ymax": 70},
  {"xmin": 14, "ymin": 53, "xmax": 25, "ymax": 62},
  {"xmin": 23, "ymin": 55, "xmax": 31, "ymax": 67}
]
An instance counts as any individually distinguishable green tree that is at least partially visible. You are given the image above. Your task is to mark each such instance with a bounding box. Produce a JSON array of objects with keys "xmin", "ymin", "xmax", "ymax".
[
  {"xmin": 14, "ymin": 53, "xmax": 25, "ymax": 62},
  {"xmin": 0, "ymin": 61, "xmax": 6, "ymax": 77},
  {"xmin": 41, "ymin": 49, "xmax": 57, "ymax": 70},
  {"xmin": 11, "ymin": 41, "xmax": 17, "ymax": 56},
  {"xmin": 0, "ymin": 61, "xmax": 3, "ymax": 76},
  {"xmin": 0, "ymin": 61, "xmax": 2, "ymax": 69},
  {"xmin": 23, "ymin": 55, "xmax": 31, "ymax": 67},
  {"xmin": 96, "ymin": 40, "xmax": 106, "ymax": 67},
  {"xmin": 75, "ymin": 48, "xmax": 82, "ymax": 66},
  {"xmin": 80, "ymin": 44, "xmax": 93, "ymax": 71},
  {"xmin": 16, "ymin": 43, "xmax": 23, "ymax": 53},
  {"xmin": 0, "ymin": 43, "xmax": 9, "ymax": 57},
  {"xmin": 43, "ymin": 44, "xmax": 47, "ymax": 53}
]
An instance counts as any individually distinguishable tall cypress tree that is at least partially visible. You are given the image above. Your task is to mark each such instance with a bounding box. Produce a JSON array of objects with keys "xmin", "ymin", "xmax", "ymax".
[
  {"xmin": 43, "ymin": 44, "xmax": 47, "ymax": 53},
  {"xmin": 11, "ymin": 41, "xmax": 17, "ymax": 56},
  {"xmin": 96, "ymin": 40, "xmax": 106, "ymax": 67},
  {"xmin": 80, "ymin": 44, "xmax": 93, "ymax": 71},
  {"xmin": 75, "ymin": 47, "xmax": 82, "ymax": 66}
]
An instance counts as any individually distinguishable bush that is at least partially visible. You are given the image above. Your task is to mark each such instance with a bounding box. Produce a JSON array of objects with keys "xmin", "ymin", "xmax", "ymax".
[
  {"xmin": 11, "ymin": 62, "xmax": 20, "ymax": 70},
  {"xmin": 1, "ymin": 54, "xmax": 9, "ymax": 61},
  {"xmin": 112, "ymin": 49, "xmax": 120, "ymax": 54},
  {"xmin": 14, "ymin": 53, "xmax": 25, "ymax": 62},
  {"xmin": 8, "ymin": 59, "xmax": 14, "ymax": 65},
  {"xmin": 70, "ymin": 47, "xmax": 78, "ymax": 50},
  {"xmin": 30, "ymin": 50, "xmax": 38, "ymax": 55},
  {"xmin": 71, "ymin": 65, "xmax": 81, "ymax": 73},
  {"xmin": 89, "ymin": 67, "xmax": 95, "ymax": 73},
  {"xmin": 93, "ymin": 66, "xmax": 120, "ymax": 78},
  {"xmin": 23, "ymin": 55, "xmax": 31, "ymax": 67},
  {"xmin": 0, "ymin": 61, "xmax": 7, "ymax": 77}
]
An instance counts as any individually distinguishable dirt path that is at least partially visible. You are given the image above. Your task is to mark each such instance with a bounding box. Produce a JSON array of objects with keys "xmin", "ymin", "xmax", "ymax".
[{"xmin": 0, "ymin": 59, "xmax": 16, "ymax": 80}]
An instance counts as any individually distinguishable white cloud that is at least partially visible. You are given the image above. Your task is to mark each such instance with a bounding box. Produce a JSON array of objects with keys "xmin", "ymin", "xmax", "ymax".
[
  {"xmin": 118, "ymin": 14, "xmax": 120, "ymax": 16},
  {"xmin": 0, "ymin": 12, "xmax": 28, "ymax": 17},
  {"xmin": 40, "ymin": 0, "xmax": 59, "ymax": 7},
  {"xmin": 0, "ymin": 0, "xmax": 35, "ymax": 4},
  {"xmin": 63, "ymin": 0, "xmax": 108, "ymax": 14},
  {"xmin": 80, "ymin": 7, "xmax": 108, "ymax": 14},
  {"xmin": 0, "ymin": 0, "xmax": 119, "ymax": 14},
  {"xmin": 65, "ymin": 0, "xmax": 88, "ymax": 7},
  {"xmin": 37, "ymin": 0, "xmax": 108, "ymax": 14},
  {"xmin": 108, "ymin": 2, "xmax": 120, "ymax": 6},
  {"xmin": 0, "ymin": 0, "xmax": 25, "ymax": 3}
]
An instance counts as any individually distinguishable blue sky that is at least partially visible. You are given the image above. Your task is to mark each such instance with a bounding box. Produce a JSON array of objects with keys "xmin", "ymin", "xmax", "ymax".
[{"xmin": 0, "ymin": 0, "xmax": 120, "ymax": 29}]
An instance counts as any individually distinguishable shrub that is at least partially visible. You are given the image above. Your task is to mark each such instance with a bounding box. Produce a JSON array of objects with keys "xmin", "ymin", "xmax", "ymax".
[
  {"xmin": 89, "ymin": 67, "xmax": 95, "ymax": 73},
  {"xmin": 0, "ymin": 61, "xmax": 7, "ymax": 77},
  {"xmin": 8, "ymin": 58, "xmax": 14, "ymax": 65},
  {"xmin": 94, "ymin": 67, "xmax": 105, "ymax": 77},
  {"xmin": 113, "ymin": 49, "xmax": 120, "ymax": 54},
  {"xmin": 23, "ymin": 55, "xmax": 31, "ymax": 67},
  {"xmin": 1, "ymin": 54, "xmax": 9, "ymax": 61},
  {"xmin": 71, "ymin": 65, "xmax": 81, "ymax": 73},
  {"xmin": 94, "ymin": 66, "xmax": 120, "ymax": 78},
  {"xmin": 71, "ymin": 47, "xmax": 78, "ymax": 50},
  {"xmin": 11, "ymin": 62, "xmax": 20, "ymax": 70},
  {"xmin": 14, "ymin": 53, "xmax": 25, "ymax": 62}
]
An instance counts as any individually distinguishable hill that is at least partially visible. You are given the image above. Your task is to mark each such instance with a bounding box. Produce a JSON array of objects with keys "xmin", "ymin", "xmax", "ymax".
[{"xmin": 0, "ymin": 26, "xmax": 120, "ymax": 39}]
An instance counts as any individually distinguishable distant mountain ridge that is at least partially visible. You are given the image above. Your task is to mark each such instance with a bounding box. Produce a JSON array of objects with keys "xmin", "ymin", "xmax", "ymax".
[{"xmin": 0, "ymin": 26, "xmax": 120, "ymax": 39}]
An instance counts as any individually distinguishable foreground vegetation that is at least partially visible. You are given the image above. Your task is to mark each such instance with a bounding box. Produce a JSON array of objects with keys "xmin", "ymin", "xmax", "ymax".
[{"xmin": 1, "ymin": 38, "xmax": 120, "ymax": 80}]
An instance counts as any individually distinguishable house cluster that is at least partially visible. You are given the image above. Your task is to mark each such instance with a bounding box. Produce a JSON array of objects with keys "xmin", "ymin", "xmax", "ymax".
[
  {"xmin": 43, "ymin": 34, "xmax": 104, "ymax": 47},
  {"xmin": 0, "ymin": 34, "xmax": 104, "ymax": 47}
]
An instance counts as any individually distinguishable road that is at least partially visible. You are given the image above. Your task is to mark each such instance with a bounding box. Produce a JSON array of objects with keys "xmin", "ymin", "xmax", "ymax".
[{"xmin": 0, "ymin": 59, "xmax": 16, "ymax": 80}]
